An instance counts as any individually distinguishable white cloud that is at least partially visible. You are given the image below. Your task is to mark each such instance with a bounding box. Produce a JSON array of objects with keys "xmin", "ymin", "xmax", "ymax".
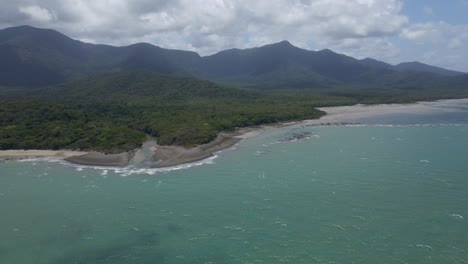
[
  {"xmin": 401, "ymin": 22, "xmax": 468, "ymax": 46},
  {"xmin": 1, "ymin": 0, "xmax": 409, "ymax": 55},
  {"xmin": 398, "ymin": 22, "xmax": 468, "ymax": 71},
  {"xmin": 322, "ymin": 37, "xmax": 400, "ymax": 62},
  {"xmin": 18, "ymin": 5, "xmax": 54, "ymax": 22}
]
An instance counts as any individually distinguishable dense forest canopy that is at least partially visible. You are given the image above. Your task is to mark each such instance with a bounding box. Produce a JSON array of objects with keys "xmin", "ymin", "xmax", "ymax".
[{"xmin": 1, "ymin": 72, "xmax": 328, "ymax": 151}]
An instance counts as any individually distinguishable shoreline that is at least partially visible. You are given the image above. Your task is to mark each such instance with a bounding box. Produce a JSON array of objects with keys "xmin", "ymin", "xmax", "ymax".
[
  {"xmin": 0, "ymin": 150, "xmax": 88, "ymax": 159},
  {"xmin": 0, "ymin": 149, "xmax": 133, "ymax": 167},
  {"xmin": 64, "ymin": 151, "xmax": 133, "ymax": 167},
  {"xmin": 2, "ymin": 98, "xmax": 468, "ymax": 168},
  {"xmin": 151, "ymin": 98, "xmax": 468, "ymax": 168},
  {"xmin": 152, "ymin": 132, "xmax": 246, "ymax": 168}
]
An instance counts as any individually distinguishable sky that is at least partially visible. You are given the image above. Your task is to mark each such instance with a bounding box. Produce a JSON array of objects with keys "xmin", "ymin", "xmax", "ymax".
[{"xmin": 0, "ymin": 0, "xmax": 467, "ymax": 72}]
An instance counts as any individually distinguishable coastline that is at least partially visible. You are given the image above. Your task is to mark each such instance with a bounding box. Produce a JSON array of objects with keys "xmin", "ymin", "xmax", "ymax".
[
  {"xmin": 0, "ymin": 150, "xmax": 88, "ymax": 159},
  {"xmin": 152, "ymin": 131, "xmax": 254, "ymax": 168},
  {"xmin": 64, "ymin": 152, "xmax": 133, "ymax": 167},
  {"xmin": 2, "ymin": 98, "xmax": 467, "ymax": 168},
  {"xmin": 311, "ymin": 98, "xmax": 468, "ymax": 125},
  {"xmin": 0, "ymin": 149, "xmax": 132, "ymax": 167}
]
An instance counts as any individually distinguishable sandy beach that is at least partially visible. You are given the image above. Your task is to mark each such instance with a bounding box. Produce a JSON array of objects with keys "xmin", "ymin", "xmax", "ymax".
[
  {"xmin": 0, "ymin": 150, "xmax": 87, "ymax": 159},
  {"xmin": 308, "ymin": 98, "xmax": 468, "ymax": 125},
  {"xmin": 65, "ymin": 152, "xmax": 132, "ymax": 167},
  {"xmin": 152, "ymin": 133, "xmax": 243, "ymax": 168},
  {"xmin": 0, "ymin": 149, "xmax": 132, "ymax": 167}
]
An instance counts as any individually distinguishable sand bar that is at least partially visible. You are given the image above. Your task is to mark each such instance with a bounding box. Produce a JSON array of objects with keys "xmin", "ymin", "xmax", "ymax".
[
  {"xmin": 0, "ymin": 149, "xmax": 132, "ymax": 167},
  {"xmin": 152, "ymin": 133, "xmax": 242, "ymax": 168},
  {"xmin": 0, "ymin": 150, "xmax": 87, "ymax": 159},
  {"xmin": 308, "ymin": 98, "xmax": 468, "ymax": 125},
  {"xmin": 65, "ymin": 152, "xmax": 131, "ymax": 167}
]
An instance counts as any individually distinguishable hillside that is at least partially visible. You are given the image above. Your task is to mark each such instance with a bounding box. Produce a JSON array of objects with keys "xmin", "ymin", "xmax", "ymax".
[
  {"xmin": 1, "ymin": 25, "xmax": 466, "ymax": 90},
  {"xmin": 0, "ymin": 26, "xmax": 198, "ymax": 87},
  {"xmin": 394, "ymin": 61, "xmax": 463, "ymax": 76}
]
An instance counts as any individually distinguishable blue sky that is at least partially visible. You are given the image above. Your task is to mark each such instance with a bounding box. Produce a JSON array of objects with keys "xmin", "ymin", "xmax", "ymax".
[
  {"xmin": 402, "ymin": 0, "xmax": 468, "ymax": 24},
  {"xmin": 393, "ymin": 0, "xmax": 468, "ymax": 71},
  {"xmin": 1, "ymin": 0, "xmax": 467, "ymax": 71}
]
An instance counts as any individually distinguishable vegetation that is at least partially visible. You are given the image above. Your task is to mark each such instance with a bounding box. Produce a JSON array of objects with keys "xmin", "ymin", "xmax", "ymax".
[
  {"xmin": 0, "ymin": 72, "xmax": 326, "ymax": 151},
  {"xmin": 0, "ymin": 101, "xmax": 146, "ymax": 152},
  {"xmin": 1, "ymin": 70, "xmax": 468, "ymax": 152}
]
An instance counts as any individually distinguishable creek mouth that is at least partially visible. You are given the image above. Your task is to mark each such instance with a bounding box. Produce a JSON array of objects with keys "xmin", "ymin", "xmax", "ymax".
[{"xmin": 129, "ymin": 140, "xmax": 158, "ymax": 168}]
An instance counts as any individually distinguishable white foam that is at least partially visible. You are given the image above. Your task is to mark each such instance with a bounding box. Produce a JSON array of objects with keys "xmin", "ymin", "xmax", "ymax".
[
  {"xmin": 449, "ymin": 214, "xmax": 464, "ymax": 220},
  {"xmin": 415, "ymin": 244, "xmax": 433, "ymax": 250},
  {"xmin": 59, "ymin": 154, "xmax": 219, "ymax": 176}
]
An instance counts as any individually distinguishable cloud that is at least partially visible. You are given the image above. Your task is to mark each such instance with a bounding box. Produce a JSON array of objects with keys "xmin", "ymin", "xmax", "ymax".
[
  {"xmin": 401, "ymin": 21, "xmax": 468, "ymax": 46},
  {"xmin": 398, "ymin": 21, "xmax": 468, "ymax": 70},
  {"xmin": 0, "ymin": 0, "xmax": 408, "ymax": 53},
  {"xmin": 400, "ymin": 23, "xmax": 440, "ymax": 41},
  {"xmin": 322, "ymin": 37, "xmax": 400, "ymax": 62},
  {"xmin": 18, "ymin": 5, "xmax": 54, "ymax": 23}
]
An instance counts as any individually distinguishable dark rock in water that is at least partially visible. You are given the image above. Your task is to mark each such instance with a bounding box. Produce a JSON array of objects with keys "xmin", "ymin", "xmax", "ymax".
[{"xmin": 280, "ymin": 131, "xmax": 315, "ymax": 142}]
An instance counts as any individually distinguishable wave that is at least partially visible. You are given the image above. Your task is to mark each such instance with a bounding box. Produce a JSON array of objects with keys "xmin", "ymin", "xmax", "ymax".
[{"xmin": 55, "ymin": 154, "xmax": 219, "ymax": 176}]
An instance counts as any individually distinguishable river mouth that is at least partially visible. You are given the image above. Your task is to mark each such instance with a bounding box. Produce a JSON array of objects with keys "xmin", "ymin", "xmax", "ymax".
[{"xmin": 129, "ymin": 140, "xmax": 157, "ymax": 168}]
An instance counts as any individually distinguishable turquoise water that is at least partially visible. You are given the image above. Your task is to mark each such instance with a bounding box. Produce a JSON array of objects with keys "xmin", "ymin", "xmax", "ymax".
[{"xmin": 1, "ymin": 103, "xmax": 468, "ymax": 263}]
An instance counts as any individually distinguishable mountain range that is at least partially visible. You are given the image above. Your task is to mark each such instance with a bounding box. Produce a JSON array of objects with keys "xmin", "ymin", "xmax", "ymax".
[{"xmin": 1, "ymin": 25, "xmax": 466, "ymax": 89}]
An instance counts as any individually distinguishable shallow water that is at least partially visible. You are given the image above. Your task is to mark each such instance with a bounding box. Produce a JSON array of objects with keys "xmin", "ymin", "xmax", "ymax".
[{"xmin": 1, "ymin": 101, "xmax": 468, "ymax": 264}]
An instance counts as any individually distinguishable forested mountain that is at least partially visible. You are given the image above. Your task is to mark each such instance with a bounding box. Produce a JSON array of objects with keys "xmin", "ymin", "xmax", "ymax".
[
  {"xmin": 1, "ymin": 25, "xmax": 466, "ymax": 89},
  {"xmin": 394, "ymin": 61, "xmax": 463, "ymax": 76},
  {"xmin": 0, "ymin": 25, "xmax": 199, "ymax": 87}
]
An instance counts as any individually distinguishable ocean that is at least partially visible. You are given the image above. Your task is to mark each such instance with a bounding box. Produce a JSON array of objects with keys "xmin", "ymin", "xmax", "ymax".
[{"xmin": 1, "ymin": 100, "xmax": 468, "ymax": 264}]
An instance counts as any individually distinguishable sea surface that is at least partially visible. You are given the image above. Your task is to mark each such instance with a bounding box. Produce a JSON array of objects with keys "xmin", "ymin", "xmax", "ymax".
[{"xmin": 1, "ymin": 100, "xmax": 468, "ymax": 264}]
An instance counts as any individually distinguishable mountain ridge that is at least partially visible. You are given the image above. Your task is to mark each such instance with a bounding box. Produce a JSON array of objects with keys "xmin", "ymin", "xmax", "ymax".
[{"xmin": 0, "ymin": 25, "xmax": 466, "ymax": 89}]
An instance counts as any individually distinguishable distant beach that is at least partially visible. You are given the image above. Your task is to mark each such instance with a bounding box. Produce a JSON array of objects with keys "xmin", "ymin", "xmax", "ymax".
[{"xmin": 309, "ymin": 98, "xmax": 468, "ymax": 126}]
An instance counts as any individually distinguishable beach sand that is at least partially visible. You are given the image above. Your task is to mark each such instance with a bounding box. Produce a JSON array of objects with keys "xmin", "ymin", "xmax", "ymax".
[
  {"xmin": 64, "ymin": 152, "xmax": 132, "ymax": 167},
  {"xmin": 0, "ymin": 150, "xmax": 87, "ymax": 159},
  {"xmin": 302, "ymin": 99, "xmax": 468, "ymax": 126},
  {"xmin": 0, "ymin": 149, "xmax": 132, "ymax": 167},
  {"xmin": 152, "ymin": 133, "xmax": 243, "ymax": 168}
]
